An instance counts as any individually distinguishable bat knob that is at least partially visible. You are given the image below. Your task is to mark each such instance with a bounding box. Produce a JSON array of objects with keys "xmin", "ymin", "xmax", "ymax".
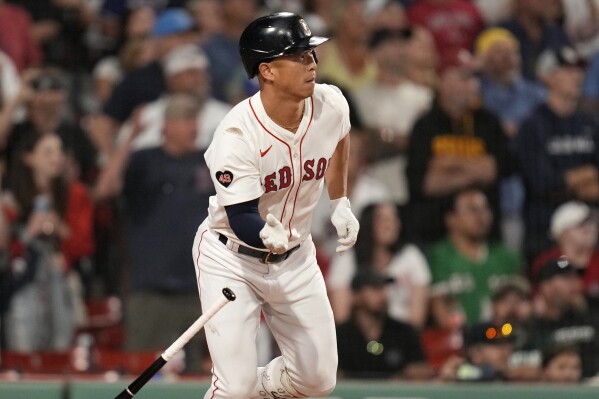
[{"xmin": 222, "ymin": 287, "xmax": 236, "ymax": 302}]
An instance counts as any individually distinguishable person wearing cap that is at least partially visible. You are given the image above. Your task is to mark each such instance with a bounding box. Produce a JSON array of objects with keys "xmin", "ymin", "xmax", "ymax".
[
  {"xmin": 1, "ymin": 67, "xmax": 97, "ymax": 184},
  {"xmin": 490, "ymin": 277, "xmax": 532, "ymax": 328},
  {"xmin": 404, "ymin": 45, "xmax": 511, "ymax": 246},
  {"xmin": 532, "ymin": 201, "xmax": 599, "ymax": 298},
  {"xmin": 336, "ymin": 269, "xmax": 433, "ymax": 380},
  {"xmin": 521, "ymin": 257, "xmax": 599, "ymax": 379},
  {"xmin": 352, "ymin": 25, "xmax": 432, "ymax": 204},
  {"xmin": 474, "ymin": 27, "xmax": 547, "ymax": 253},
  {"xmin": 514, "ymin": 46, "xmax": 599, "ymax": 263},
  {"xmin": 113, "ymin": 44, "xmax": 230, "ymax": 152},
  {"xmin": 90, "ymin": 7, "xmax": 196, "ymax": 162},
  {"xmin": 440, "ymin": 321, "xmax": 516, "ymax": 381},
  {"xmin": 93, "ymin": 93, "xmax": 215, "ymax": 373}
]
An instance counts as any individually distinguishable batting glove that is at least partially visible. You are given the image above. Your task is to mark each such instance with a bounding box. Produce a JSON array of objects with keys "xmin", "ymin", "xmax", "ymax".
[
  {"xmin": 330, "ymin": 197, "xmax": 360, "ymax": 253},
  {"xmin": 260, "ymin": 214, "xmax": 292, "ymax": 254}
]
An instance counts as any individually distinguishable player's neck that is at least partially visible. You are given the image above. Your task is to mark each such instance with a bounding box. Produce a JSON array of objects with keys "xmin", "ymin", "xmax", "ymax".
[{"xmin": 261, "ymin": 91, "xmax": 305, "ymax": 133}]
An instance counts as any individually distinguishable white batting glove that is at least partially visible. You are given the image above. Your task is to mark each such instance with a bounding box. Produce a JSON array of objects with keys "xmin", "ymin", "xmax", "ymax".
[
  {"xmin": 330, "ymin": 197, "xmax": 360, "ymax": 253},
  {"xmin": 260, "ymin": 214, "xmax": 290, "ymax": 254}
]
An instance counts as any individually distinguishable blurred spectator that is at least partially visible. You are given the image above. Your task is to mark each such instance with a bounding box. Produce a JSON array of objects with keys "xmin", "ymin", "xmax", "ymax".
[
  {"xmin": 0, "ymin": 0, "xmax": 42, "ymax": 72},
  {"xmin": 476, "ymin": 28, "xmax": 547, "ymax": 139},
  {"xmin": 317, "ymin": 0, "xmax": 378, "ymax": 94},
  {"xmin": 0, "ymin": 51, "xmax": 22, "ymax": 144},
  {"xmin": 92, "ymin": 6, "xmax": 157, "ymax": 106},
  {"xmin": 555, "ymin": 0, "xmax": 599, "ymax": 58},
  {"xmin": 115, "ymin": 45, "xmax": 230, "ymax": 151},
  {"xmin": 474, "ymin": 0, "xmax": 512, "ymax": 26},
  {"xmin": 498, "ymin": 0, "xmax": 571, "ymax": 81},
  {"xmin": 474, "ymin": 27, "xmax": 547, "ymax": 252},
  {"xmin": 3, "ymin": 132, "xmax": 94, "ymax": 351},
  {"xmin": 94, "ymin": 94, "xmax": 215, "ymax": 373},
  {"xmin": 97, "ymin": 0, "xmax": 186, "ymax": 47},
  {"xmin": 327, "ymin": 201, "xmax": 430, "ymax": 329},
  {"xmin": 2, "ymin": 68, "xmax": 98, "ymax": 185},
  {"xmin": 187, "ymin": 0, "xmax": 223, "ymax": 45},
  {"xmin": 10, "ymin": 0, "xmax": 95, "ymax": 70},
  {"xmin": 532, "ymin": 201, "xmax": 599, "ymax": 299},
  {"xmin": 582, "ymin": 50, "xmax": 599, "ymax": 114},
  {"xmin": 406, "ymin": 0, "xmax": 484, "ymax": 72},
  {"xmin": 490, "ymin": 277, "xmax": 533, "ymax": 327},
  {"xmin": 405, "ymin": 57, "xmax": 510, "ymax": 245},
  {"xmin": 521, "ymin": 257, "xmax": 599, "ymax": 379},
  {"xmin": 514, "ymin": 47, "xmax": 599, "ymax": 263},
  {"xmin": 541, "ymin": 344, "xmax": 583, "ymax": 383},
  {"xmin": 200, "ymin": 0, "xmax": 257, "ymax": 103},
  {"xmin": 90, "ymin": 7, "xmax": 196, "ymax": 161},
  {"xmin": 353, "ymin": 26, "xmax": 433, "ymax": 205},
  {"xmin": 427, "ymin": 188, "xmax": 523, "ymax": 326},
  {"xmin": 439, "ymin": 321, "xmax": 515, "ymax": 381},
  {"xmin": 93, "ymin": 36, "xmax": 155, "ymax": 106},
  {"xmin": 404, "ymin": 25, "xmax": 439, "ymax": 88},
  {"xmin": 336, "ymin": 269, "xmax": 434, "ymax": 380}
]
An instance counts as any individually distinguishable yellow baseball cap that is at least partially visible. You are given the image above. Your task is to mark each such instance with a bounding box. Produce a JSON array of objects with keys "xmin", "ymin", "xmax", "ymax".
[{"xmin": 475, "ymin": 28, "xmax": 519, "ymax": 58}]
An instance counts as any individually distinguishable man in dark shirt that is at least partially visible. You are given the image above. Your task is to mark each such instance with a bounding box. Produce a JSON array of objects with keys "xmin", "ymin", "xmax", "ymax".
[
  {"xmin": 405, "ymin": 57, "xmax": 510, "ymax": 246},
  {"xmin": 336, "ymin": 270, "xmax": 432, "ymax": 380},
  {"xmin": 515, "ymin": 47, "xmax": 599, "ymax": 262},
  {"xmin": 94, "ymin": 93, "xmax": 215, "ymax": 373}
]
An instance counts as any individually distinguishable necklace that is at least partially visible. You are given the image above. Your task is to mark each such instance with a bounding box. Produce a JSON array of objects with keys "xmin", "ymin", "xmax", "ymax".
[{"xmin": 273, "ymin": 102, "xmax": 305, "ymax": 132}]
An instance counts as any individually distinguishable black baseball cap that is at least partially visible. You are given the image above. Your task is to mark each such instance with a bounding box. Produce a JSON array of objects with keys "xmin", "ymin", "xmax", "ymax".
[
  {"xmin": 535, "ymin": 257, "xmax": 578, "ymax": 285},
  {"xmin": 351, "ymin": 270, "xmax": 394, "ymax": 292},
  {"xmin": 536, "ymin": 47, "xmax": 586, "ymax": 77},
  {"xmin": 463, "ymin": 322, "xmax": 515, "ymax": 347}
]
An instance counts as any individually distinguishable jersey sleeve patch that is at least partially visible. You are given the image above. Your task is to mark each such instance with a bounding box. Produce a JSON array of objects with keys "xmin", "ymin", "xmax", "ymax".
[{"xmin": 216, "ymin": 170, "xmax": 234, "ymax": 187}]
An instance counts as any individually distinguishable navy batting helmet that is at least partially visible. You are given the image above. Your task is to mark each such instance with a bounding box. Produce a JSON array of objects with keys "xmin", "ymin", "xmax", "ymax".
[{"xmin": 239, "ymin": 12, "xmax": 329, "ymax": 78}]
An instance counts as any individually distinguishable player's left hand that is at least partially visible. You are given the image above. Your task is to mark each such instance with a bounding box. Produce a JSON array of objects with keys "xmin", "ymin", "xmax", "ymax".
[{"xmin": 330, "ymin": 197, "xmax": 359, "ymax": 253}]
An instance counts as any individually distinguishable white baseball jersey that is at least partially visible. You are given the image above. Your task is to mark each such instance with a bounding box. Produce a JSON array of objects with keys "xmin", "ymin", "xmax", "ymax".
[{"xmin": 204, "ymin": 83, "xmax": 350, "ymax": 249}]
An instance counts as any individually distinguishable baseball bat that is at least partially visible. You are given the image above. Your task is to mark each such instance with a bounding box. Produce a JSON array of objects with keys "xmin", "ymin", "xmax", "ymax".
[{"xmin": 113, "ymin": 287, "xmax": 236, "ymax": 399}]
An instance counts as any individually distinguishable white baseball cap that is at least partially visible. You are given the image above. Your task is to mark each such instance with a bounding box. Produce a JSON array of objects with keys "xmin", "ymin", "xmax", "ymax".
[
  {"xmin": 163, "ymin": 45, "xmax": 209, "ymax": 76},
  {"xmin": 550, "ymin": 201, "xmax": 592, "ymax": 239}
]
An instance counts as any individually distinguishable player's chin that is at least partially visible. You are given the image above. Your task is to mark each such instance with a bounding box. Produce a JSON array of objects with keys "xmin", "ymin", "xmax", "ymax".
[{"xmin": 301, "ymin": 79, "xmax": 316, "ymax": 96}]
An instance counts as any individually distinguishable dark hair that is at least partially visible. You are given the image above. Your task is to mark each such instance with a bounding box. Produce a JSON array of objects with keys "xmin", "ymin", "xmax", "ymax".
[
  {"xmin": 354, "ymin": 202, "xmax": 403, "ymax": 268},
  {"xmin": 542, "ymin": 344, "xmax": 581, "ymax": 369},
  {"xmin": 442, "ymin": 185, "xmax": 486, "ymax": 216},
  {"xmin": 7, "ymin": 132, "xmax": 68, "ymax": 222}
]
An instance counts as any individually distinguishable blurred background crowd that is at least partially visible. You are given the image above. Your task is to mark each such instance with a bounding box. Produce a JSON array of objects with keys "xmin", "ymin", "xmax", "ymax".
[{"xmin": 1, "ymin": 0, "xmax": 599, "ymax": 386}]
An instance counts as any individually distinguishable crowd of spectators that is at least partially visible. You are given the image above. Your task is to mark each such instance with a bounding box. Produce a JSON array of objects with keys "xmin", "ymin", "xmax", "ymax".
[{"xmin": 1, "ymin": 0, "xmax": 599, "ymax": 385}]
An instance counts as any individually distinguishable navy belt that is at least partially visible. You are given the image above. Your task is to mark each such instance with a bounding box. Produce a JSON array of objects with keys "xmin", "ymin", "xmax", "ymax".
[{"xmin": 218, "ymin": 234, "xmax": 299, "ymax": 264}]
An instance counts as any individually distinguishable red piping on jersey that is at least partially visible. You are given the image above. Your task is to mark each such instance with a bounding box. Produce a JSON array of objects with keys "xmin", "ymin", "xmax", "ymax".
[
  {"xmin": 249, "ymin": 98, "xmax": 295, "ymax": 226},
  {"xmin": 210, "ymin": 367, "xmax": 220, "ymax": 399},
  {"xmin": 287, "ymin": 97, "xmax": 314, "ymax": 234},
  {"xmin": 195, "ymin": 229, "xmax": 207, "ymax": 299}
]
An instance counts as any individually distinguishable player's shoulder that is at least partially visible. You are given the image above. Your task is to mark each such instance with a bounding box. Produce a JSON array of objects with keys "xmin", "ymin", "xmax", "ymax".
[{"xmin": 313, "ymin": 83, "xmax": 350, "ymax": 114}]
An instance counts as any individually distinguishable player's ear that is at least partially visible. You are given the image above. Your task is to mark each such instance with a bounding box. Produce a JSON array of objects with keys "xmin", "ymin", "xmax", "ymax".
[{"xmin": 258, "ymin": 62, "xmax": 275, "ymax": 83}]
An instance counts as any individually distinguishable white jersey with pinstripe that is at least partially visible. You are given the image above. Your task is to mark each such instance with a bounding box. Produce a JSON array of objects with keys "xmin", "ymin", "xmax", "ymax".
[{"xmin": 203, "ymin": 83, "xmax": 350, "ymax": 249}]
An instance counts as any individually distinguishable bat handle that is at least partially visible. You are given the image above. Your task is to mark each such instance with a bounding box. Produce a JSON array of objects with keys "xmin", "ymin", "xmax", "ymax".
[{"xmin": 114, "ymin": 357, "xmax": 167, "ymax": 398}]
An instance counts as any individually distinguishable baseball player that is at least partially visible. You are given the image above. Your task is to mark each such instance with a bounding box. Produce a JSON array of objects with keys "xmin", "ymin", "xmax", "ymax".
[{"xmin": 191, "ymin": 12, "xmax": 360, "ymax": 399}]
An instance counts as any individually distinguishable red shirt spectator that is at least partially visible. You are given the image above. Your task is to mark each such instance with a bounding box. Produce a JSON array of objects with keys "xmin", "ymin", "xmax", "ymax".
[
  {"xmin": 407, "ymin": 0, "xmax": 484, "ymax": 71},
  {"xmin": 61, "ymin": 181, "xmax": 95, "ymax": 268},
  {"xmin": 0, "ymin": 1, "xmax": 42, "ymax": 71}
]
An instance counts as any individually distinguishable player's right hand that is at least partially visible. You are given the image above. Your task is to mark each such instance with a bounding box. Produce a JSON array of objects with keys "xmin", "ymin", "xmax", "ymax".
[{"xmin": 260, "ymin": 213, "xmax": 290, "ymax": 254}]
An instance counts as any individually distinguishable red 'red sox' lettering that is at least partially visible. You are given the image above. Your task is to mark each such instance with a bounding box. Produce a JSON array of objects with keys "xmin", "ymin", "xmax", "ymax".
[
  {"xmin": 264, "ymin": 158, "xmax": 328, "ymax": 192},
  {"xmin": 303, "ymin": 157, "xmax": 328, "ymax": 181}
]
